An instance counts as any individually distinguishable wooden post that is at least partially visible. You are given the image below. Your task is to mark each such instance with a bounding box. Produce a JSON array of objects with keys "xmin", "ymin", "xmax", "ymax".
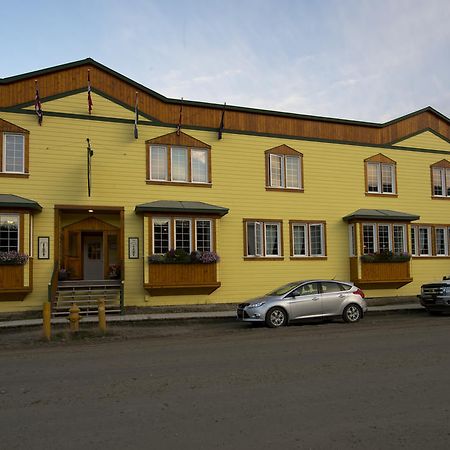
[
  {"xmin": 68, "ymin": 303, "xmax": 80, "ymax": 333},
  {"xmin": 98, "ymin": 298, "xmax": 106, "ymax": 333},
  {"xmin": 43, "ymin": 302, "xmax": 51, "ymax": 341}
]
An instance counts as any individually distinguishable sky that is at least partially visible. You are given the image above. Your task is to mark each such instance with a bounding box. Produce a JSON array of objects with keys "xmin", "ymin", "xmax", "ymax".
[{"xmin": 1, "ymin": 0, "xmax": 449, "ymax": 123}]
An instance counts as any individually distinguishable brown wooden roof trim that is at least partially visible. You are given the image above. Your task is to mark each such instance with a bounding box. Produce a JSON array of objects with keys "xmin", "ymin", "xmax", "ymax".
[
  {"xmin": 146, "ymin": 131, "xmax": 211, "ymax": 148},
  {"xmin": 430, "ymin": 159, "xmax": 450, "ymax": 168},
  {"xmin": 1, "ymin": 58, "xmax": 450, "ymax": 146},
  {"xmin": 364, "ymin": 153, "xmax": 396, "ymax": 164},
  {"xmin": 0, "ymin": 118, "xmax": 29, "ymax": 134}
]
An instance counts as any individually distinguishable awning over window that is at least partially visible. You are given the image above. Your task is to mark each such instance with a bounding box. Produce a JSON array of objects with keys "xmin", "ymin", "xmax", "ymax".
[
  {"xmin": 343, "ymin": 209, "xmax": 419, "ymax": 222},
  {"xmin": 0, "ymin": 194, "xmax": 42, "ymax": 212},
  {"xmin": 135, "ymin": 200, "xmax": 229, "ymax": 217}
]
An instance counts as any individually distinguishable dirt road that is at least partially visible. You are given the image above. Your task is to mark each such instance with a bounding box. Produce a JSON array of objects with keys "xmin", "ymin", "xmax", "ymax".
[{"xmin": 1, "ymin": 313, "xmax": 450, "ymax": 449}]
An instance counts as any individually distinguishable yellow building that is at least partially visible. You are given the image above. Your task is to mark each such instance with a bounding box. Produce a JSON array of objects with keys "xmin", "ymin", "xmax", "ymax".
[{"xmin": 1, "ymin": 58, "xmax": 450, "ymax": 313}]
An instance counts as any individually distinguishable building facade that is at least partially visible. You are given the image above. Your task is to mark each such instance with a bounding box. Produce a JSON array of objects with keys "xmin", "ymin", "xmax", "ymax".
[{"xmin": 1, "ymin": 58, "xmax": 450, "ymax": 313}]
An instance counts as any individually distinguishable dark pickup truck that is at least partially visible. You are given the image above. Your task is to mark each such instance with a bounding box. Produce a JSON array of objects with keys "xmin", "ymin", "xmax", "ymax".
[{"xmin": 419, "ymin": 277, "xmax": 450, "ymax": 314}]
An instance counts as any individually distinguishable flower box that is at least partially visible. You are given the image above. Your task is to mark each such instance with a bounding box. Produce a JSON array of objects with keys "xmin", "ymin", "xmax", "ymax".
[{"xmin": 145, "ymin": 262, "xmax": 220, "ymax": 296}]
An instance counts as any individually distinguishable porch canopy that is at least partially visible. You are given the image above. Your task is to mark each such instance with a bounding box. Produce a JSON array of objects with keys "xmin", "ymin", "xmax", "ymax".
[
  {"xmin": 343, "ymin": 209, "xmax": 419, "ymax": 222},
  {"xmin": 0, "ymin": 194, "xmax": 42, "ymax": 212},
  {"xmin": 135, "ymin": 200, "xmax": 229, "ymax": 217}
]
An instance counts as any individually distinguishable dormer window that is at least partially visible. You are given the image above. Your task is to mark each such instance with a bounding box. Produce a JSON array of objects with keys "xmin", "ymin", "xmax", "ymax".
[
  {"xmin": 364, "ymin": 154, "xmax": 397, "ymax": 195},
  {"xmin": 265, "ymin": 145, "xmax": 303, "ymax": 192}
]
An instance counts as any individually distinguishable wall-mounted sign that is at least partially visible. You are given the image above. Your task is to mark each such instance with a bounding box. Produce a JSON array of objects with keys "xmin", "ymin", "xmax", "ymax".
[
  {"xmin": 128, "ymin": 237, "xmax": 139, "ymax": 259},
  {"xmin": 38, "ymin": 236, "xmax": 50, "ymax": 259}
]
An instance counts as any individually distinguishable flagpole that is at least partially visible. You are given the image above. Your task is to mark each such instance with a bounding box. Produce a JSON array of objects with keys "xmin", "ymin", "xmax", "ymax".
[
  {"xmin": 134, "ymin": 91, "xmax": 139, "ymax": 139},
  {"xmin": 176, "ymin": 98, "xmax": 183, "ymax": 136},
  {"xmin": 34, "ymin": 80, "xmax": 43, "ymax": 126},
  {"xmin": 218, "ymin": 102, "xmax": 226, "ymax": 140},
  {"xmin": 87, "ymin": 70, "xmax": 93, "ymax": 115}
]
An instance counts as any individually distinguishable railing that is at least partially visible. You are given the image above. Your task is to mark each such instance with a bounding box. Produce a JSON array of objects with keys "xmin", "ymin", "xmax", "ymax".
[{"xmin": 48, "ymin": 261, "xmax": 59, "ymax": 304}]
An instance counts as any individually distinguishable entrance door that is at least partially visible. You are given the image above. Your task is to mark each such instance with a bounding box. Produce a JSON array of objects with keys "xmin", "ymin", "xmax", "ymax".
[{"xmin": 83, "ymin": 234, "xmax": 104, "ymax": 280}]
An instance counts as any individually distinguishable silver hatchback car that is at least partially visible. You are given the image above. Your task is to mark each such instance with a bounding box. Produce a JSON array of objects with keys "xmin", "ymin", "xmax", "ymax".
[{"xmin": 237, "ymin": 279, "xmax": 367, "ymax": 328}]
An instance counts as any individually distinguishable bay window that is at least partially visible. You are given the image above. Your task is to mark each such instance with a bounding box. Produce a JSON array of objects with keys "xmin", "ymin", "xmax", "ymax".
[
  {"xmin": 152, "ymin": 217, "xmax": 213, "ymax": 254},
  {"xmin": 362, "ymin": 223, "xmax": 406, "ymax": 254},
  {"xmin": 0, "ymin": 214, "xmax": 19, "ymax": 252}
]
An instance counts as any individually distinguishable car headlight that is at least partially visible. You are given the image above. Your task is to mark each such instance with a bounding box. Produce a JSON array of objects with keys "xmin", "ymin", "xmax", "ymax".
[
  {"xmin": 247, "ymin": 301, "xmax": 265, "ymax": 309},
  {"xmin": 444, "ymin": 287, "xmax": 450, "ymax": 295}
]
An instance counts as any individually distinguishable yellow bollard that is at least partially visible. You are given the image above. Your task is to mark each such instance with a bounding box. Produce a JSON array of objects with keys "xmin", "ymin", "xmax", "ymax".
[
  {"xmin": 68, "ymin": 303, "xmax": 80, "ymax": 333},
  {"xmin": 43, "ymin": 302, "xmax": 51, "ymax": 341},
  {"xmin": 98, "ymin": 298, "xmax": 107, "ymax": 333}
]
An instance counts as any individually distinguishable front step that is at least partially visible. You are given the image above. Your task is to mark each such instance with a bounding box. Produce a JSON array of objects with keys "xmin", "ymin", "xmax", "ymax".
[{"xmin": 53, "ymin": 280, "xmax": 123, "ymax": 316}]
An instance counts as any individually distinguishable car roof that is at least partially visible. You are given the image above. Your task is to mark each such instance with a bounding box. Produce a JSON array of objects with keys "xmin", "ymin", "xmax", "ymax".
[{"xmin": 291, "ymin": 279, "xmax": 354, "ymax": 285}]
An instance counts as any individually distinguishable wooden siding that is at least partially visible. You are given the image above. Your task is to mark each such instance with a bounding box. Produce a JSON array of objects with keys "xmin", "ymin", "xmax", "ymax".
[
  {"xmin": 1, "ymin": 61, "xmax": 449, "ymax": 145},
  {"xmin": 393, "ymin": 130, "xmax": 450, "ymax": 151},
  {"xmin": 2, "ymin": 89, "xmax": 450, "ymax": 311}
]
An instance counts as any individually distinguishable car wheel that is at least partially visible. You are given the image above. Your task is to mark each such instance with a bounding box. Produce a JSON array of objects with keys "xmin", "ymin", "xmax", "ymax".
[
  {"xmin": 342, "ymin": 304, "xmax": 362, "ymax": 323},
  {"xmin": 265, "ymin": 307, "xmax": 288, "ymax": 328}
]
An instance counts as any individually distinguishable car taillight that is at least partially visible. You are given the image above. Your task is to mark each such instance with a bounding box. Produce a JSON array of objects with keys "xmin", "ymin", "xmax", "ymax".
[{"xmin": 354, "ymin": 288, "xmax": 365, "ymax": 298}]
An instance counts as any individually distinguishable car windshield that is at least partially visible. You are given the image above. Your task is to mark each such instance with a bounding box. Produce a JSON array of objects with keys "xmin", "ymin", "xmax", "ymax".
[{"xmin": 266, "ymin": 282, "xmax": 300, "ymax": 296}]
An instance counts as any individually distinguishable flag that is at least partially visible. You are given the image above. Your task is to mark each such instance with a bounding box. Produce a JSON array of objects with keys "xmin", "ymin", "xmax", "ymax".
[
  {"xmin": 218, "ymin": 102, "xmax": 226, "ymax": 139},
  {"xmin": 87, "ymin": 70, "xmax": 93, "ymax": 114},
  {"xmin": 134, "ymin": 92, "xmax": 139, "ymax": 139},
  {"xmin": 176, "ymin": 98, "xmax": 183, "ymax": 136},
  {"xmin": 34, "ymin": 80, "xmax": 43, "ymax": 126}
]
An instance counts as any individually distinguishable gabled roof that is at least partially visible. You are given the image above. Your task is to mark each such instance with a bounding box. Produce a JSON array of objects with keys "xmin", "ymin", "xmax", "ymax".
[
  {"xmin": 135, "ymin": 200, "xmax": 229, "ymax": 217},
  {"xmin": 343, "ymin": 209, "xmax": 419, "ymax": 222},
  {"xmin": 1, "ymin": 58, "xmax": 449, "ymax": 146}
]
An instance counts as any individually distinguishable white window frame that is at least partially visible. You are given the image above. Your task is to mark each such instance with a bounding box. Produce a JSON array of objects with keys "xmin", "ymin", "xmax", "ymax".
[
  {"xmin": 174, "ymin": 218, "xmax": 192, "ymax": 253},
  {"xmin": 412, "ymin": 226, "xmax": 432, "ymax": 256},
  {"xmin": 268, "ymin": 154, "xmax": 301, "ymax": 189},
  {"xmin": 264, "ymin": 222, "xmax": 281, "ymax": 257},
  {"xmin": 432, "ymin": 167, "xmax": 450, "ymax": 198},
  {"xmin": 245, "ymin": 220, "xmax": 282, "ymax": 258},
  {"xmin": 191, "ymin": 148, "xmax": 209, "ymax": 184},
  {"xmin": 393, "ymin": 224, "xmax": 407, "ymax": 254},
  {"xmin": 348, "ymin": 224, "xmax": 356, "ymax": 257},
  {"xmin": 291, "ymin": 222, "xmax": 326, "ymax": 257},
  {"xmin": 0, "ymin": 214, "xmax": 20, "ymax": 252},
  {"xmin": 435, "ymin": 227, "xmax": 448, "ymax": 256},
  {"xmin": 377, "ymin": 224, "xmax": 392, "ymax": 252},
  {"xmin": 362, "ymin": 223, "xmax": 377, "ymax": 254},
  {"xmin": 171, "ymin": 146, "xmax": 188, "ymax": 182},
  {"xmin": 149, "ymin": 145, "xmax": 168, "ymax": 181},
  {"xmin": 3, "ymin": 133, "xmax": 25, "ymax": 174},
  {"xmin": 152, "ymin": 217, "xmax": 171, "ymax": 254},
  {"xmin": 195, "ymin": 219, "xmax": 213, "ymax": 252},
  {"xmin": 292, "ymin": 223, "xmax": 308, "ymax": 257},
  {"xmin": 366, "ymin": 162, "xmax": 396, "ymax": 194}
]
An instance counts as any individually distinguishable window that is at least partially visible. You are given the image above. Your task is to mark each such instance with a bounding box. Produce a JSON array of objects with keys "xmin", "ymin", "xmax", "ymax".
[
  {"xmin": 348, "ymin": 224, "xmax": 356, "ymax": 257},
  {"xmin": 152, "ymin": 217, "xmax": 213, "ymax": 254},
  {"xmin": 291, "ymin": 222, "xmax": 326, "ymax": 257},
  {"xmin": 411, "ymin": 224, "xmax": 450, "ymax": 257},
  {"xmin": 146, "ymin": 132, "xmax": 211, "ymax": 186},
  {"xmin": 431, "ymin": 160, "xmax": 450, "ymax": 198},
  {"xmin": 265, "ymin": 145, "xmax": 303, "ymax": 191},
  {"xmin": 362, "ymin": 223, "xmax": 406, "ymax": 254},
  {"xmin": 365, "ymin": 154, "xmax": 397, "ymax": 195},
  {"xmin": 245, "ymin": 220, "xmax": 282, "ymax": 258},
  {"xmin": 411, "ymin": 225, "xmax": 432, "ymax": 256},
  {"xmin": 2, "ymin": 133, "xmax": 24, "ymax": 174},
  {"xmin": 435, "ymin": 227, "xmax": 448, "ymax": 256},
  {"xmin": 0, "ymin": 214, "xmax": 19, "ymax": 252}
]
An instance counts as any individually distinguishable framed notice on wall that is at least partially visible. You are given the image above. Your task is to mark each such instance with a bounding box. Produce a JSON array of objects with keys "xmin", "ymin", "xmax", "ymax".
[
  {"xmin": 128, "ymin": 237, "xmax": 139, "ymax": 259},
  {"xmin": 38, "ymin": 237, "xmax": 50, "ymax": 259}
]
